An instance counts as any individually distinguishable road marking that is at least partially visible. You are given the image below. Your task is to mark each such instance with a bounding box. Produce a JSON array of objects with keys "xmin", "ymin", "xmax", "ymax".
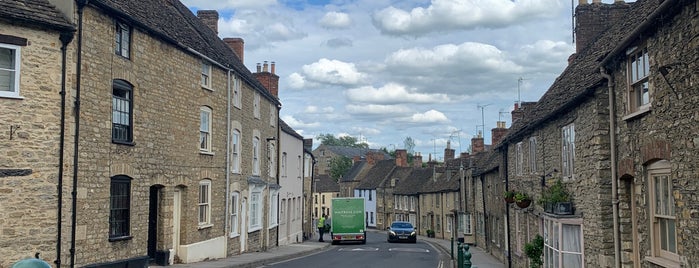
[
  {"xmin": 388, "ymin": 248, "xmax": 430, "ymax": 253},
  {"xmin": 337, "ymin": 247, "xmax": 379, "ymax": 251}
]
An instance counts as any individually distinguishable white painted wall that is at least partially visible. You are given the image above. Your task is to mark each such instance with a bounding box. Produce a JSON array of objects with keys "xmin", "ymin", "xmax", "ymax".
[
  {"xmin": 178, "ymin": 236, "xmax": 227, "ymax": 263},
  {"xmin": 354, "ymin": 189, "xmax": 377, "ymax": 228},
  {"xmin": 278, "ymin": 126, "xmax": 304, "ymax": 245}
]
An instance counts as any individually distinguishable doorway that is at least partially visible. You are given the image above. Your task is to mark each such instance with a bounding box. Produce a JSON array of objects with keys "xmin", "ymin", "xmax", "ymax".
[{"xmin": 148, "ymin": 185, "xmax": 163, "ymax": 260}]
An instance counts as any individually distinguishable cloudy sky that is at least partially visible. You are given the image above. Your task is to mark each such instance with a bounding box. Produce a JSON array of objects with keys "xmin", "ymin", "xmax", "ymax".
[{"xmin": 182, "ymin": 0, "xmax": 618, "ymax": 160}]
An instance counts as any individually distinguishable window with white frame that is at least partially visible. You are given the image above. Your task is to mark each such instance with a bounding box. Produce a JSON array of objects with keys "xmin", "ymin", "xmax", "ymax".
[
  {"xmin": 515, "ymin": 211, "xmax": 522, "ymax": 254},
  {"xmin": 200, "ymin": 107, "xmax": 212, "ymax": 152},
  {"xmin": 446, "ymin": 215, "xmax": 453, "ymax": 233},
  {"xmin": 269, "ymin": 103, "xmax": 276, "ymax": 127},
  {"xmin": 253, "ymin": 92, "xmax": 260, "ymax": 118},
  {"xmin": 232, "ymin": 129, "xmax": 240, "ymax": 173},
  {"xmin": 198, "ymin": 180, "xmax": 212, "ymax": 226},
  {"xmin": 544, "ymin": 217, "xmax": 583, "ymax": 268},
  {"xmin": 253, "ymin": 136, "xmax": 260, "ymax": 175},
  {"xmin": 0, "ymin": 43, "xmax": 21, "ymax": 98},
  {"xmin": 269, "ymin": 189, "xmax": 278, "ymax": 228},
  {"xmin": 627, "ymin": 46, "xmax": 651, "ymax": 112},
  {"xmin": 281, "ymin": 153, "xmax": 287, "ymax": 177},
  {"xmin": 648, "ymin": 160, "xmax": 678, "ymax": 263},
  {"xmin": 112, "ymin": 80, "xmax": 133, "ymax": 143},
  {"xmin": 230, "ymin": 191, "xmax": 239, "ymax": 236},
  {"xmin": 115, "ymin": 21, "xmax": 130, "ymax": 58},
  {"xmin": 561, "ymin": 123, "xmax": 575, "ymax": 178},
  {"xmin": 515, "ymin": 142, "xmax": 523, "ymax": 175},
  {"xmin": 268, "ymin": 141, "xmax": 276, "ymax": 178},
  {"xmin": 461, "ymin": 212, "xmax": 472, "ymax": 235},
  {"xmin": 304, "ymin": 154, "xmax": 311, "ymax": 177},
  {"xmin": 410, "ymin": 196, "xmax": 416, "ymax": 211},
  {"xmin": 249, "ymin": 187, "xmax": 263, "ymax": 231},
  {"xmin": 280, "ymin": 199, "xmax": 286, "ymax": 224},
  {"xmin": 529, "ymin": 137, "xmax": 537, "ymax": 174},
  {"xmin": 233, "ymin": 75, "xmax": 241, "ymax": 108},
  {"xmin": 201, "ymin": 61, "xmax": 211, "ymax": 88}
]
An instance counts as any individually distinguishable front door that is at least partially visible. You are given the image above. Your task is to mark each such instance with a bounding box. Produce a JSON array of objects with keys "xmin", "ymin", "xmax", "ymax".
[{"xmin": 148, "ymin": 186, "xmax": 161, "ymax": 260}]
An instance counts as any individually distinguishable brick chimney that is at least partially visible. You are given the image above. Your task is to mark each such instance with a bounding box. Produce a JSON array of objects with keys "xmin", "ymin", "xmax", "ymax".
[
  {"xmin": 303, "ymin": 138, "xmax": 313, "ymax": 151},
  {"xmin": 575, "ymin": 0, "xmax": 630, "ymax": 53},
  {"xmin": 197, "ymin": 10, "xmax": 219, "ymax": 34},
  {"xmin": 460, "ymin": 152, "xmax": 470, "ymax": 159},
  {"xmin": 471, "ymin": 131, "xmax": 485, "ymax": 154},
  {"xmin": 444, "ymin": 141, "xmax": 455, "ymax": 161},
  {"xmin": 395, "ymin": 149, "xmax": 408, "ymax": 167},
  {"xmin": 413, "ymin": 152, "xmax": 423, "ymax": 168},
  {"xmin": 223, "ymin": 37, "xmax": 244, "ymax": 62},
  {"xmin": 365, "ymin": 151, "xmax": 385, "ymax": 166},
  {"xmin": 253, "ymin": 61, "xmax": 280, "ymax": 98},
  {"xmin": 491, "ymin": 121, "xmax": 508, "ymax": 146}
]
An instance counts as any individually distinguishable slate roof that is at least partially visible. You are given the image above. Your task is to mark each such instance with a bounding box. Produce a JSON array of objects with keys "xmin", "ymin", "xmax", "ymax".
[
  {"xmin": 471, "ymin": 150, "xmax": 500, "ymax": 177},
  {"xmin": 379, "ymin": 166, "xmax": 413, "ymax": 188},
  {"xmin": 91, "ymin": 0, "xmax": 280, "ymax": 105},
  {"xmin": 315, "ymin": 174, "xmax": 339, "ymax": 192},
  {"xmin": 0, "ymin": 0, "xmax": 74, "ymax": 31},
  {"xmin": 498, "ymin": 0, "xmax": 660, "ymax": 146},
  {"xmin": 340, "ymin": 161, "xmax": 368, "ymax": 183},
  {"xmin": 421, "ymin": 168, "xmax": 460, "ymax": 194},
  {"xmin": 355, "ymin": 159, "xmax": 395, "ymax": 189},
  {"xmin": 280, "ymin": 120, "xmax": 303, "ymax": 140},
  {"xmin": 393, "ymin": 168, "xmax": 434, "ymax": 195}
]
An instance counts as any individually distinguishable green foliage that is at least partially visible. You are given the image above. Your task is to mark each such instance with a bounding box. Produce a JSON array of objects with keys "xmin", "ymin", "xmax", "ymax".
[
  {"xmin": 514, "ymin": 192, "xmax": 529, "ymax": 202},
  {"xmin": 329, "ymin": 156, "xmax": 352, "ymax": 181},
  {"xmin": 316, "ymin": 133, "xmax": 368, "ymax": 148},
  {"xmin": 524, "ymin": 235, "xmax": 544, "ymax": 268},
  {"xmin": 503, "ymin": 190, "xmax": 516, "ymax": 198},
  {"xmin": 539, "ymin": 179, "xmax": 570, "ymax": 205}
]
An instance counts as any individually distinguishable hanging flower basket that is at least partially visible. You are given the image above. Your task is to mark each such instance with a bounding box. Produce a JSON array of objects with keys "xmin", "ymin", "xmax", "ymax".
[
  {"xmin": 503, "ymin": 190, "xmax": 516, "ymax": 204},
  {"xmin": 514, "ymin": 192, "xmax": 531, "ymax": 209}
]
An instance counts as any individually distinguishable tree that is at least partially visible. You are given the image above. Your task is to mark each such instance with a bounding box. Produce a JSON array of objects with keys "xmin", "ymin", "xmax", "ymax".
[
  {"xmin": 329, "ymin": 156, "xmax": 352, "ymax": 181},
  {"xmin": 316, "ymin": 133, "xmax": 368, "ymax": 148},
  {"xmin": 403, "ymin": 136, "xmax": 415, "ymax": 154}
]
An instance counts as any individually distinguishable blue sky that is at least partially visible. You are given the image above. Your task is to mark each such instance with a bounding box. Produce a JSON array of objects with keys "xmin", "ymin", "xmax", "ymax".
[{"xmin": 182, "ymin": 0, "xmax": 625, "ymax": 160}]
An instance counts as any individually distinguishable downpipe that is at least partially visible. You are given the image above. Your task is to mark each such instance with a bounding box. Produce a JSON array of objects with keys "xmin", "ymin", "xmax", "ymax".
[{"xmin": 600, "ymin": 67, "xmax": 620, "ymax": 268}]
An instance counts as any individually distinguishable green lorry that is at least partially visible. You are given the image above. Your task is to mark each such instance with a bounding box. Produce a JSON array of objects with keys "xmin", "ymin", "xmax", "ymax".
[{"xmin": 330, "ymin": 197, "xmax": 366, "ymax": 245}]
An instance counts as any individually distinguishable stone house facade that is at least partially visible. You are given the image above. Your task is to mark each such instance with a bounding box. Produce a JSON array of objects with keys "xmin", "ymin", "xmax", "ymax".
[
  {"xmin": 2, "ymin": 0, "xmax": 286, "ymax": 266},
  {"xmin": 0, "ymin": 1, "xmax": 75, "ymax": 267}
]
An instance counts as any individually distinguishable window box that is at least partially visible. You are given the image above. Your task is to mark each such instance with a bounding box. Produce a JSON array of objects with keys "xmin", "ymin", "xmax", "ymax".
[{"xmin": 553, "ymin": 202, "xmax": 573, "ymax": 215}]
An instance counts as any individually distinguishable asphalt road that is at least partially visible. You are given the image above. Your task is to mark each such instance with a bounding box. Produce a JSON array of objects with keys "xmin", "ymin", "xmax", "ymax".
[{"xmin": 260, "ymin": 232, "xmax": 447, "ymax": 268}]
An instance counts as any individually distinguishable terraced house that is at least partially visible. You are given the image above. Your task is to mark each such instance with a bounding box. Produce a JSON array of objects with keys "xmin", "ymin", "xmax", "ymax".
[
  {"xmin": 1, "ymin": 0, "xmax": 286, "ymax": 267},
  {"xmin": 494, "ymin": 0, "xmax": 699, "ymax": 267}
]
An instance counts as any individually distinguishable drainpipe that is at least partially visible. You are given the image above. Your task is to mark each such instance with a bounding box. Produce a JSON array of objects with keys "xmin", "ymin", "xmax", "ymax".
[
  {"xmin": 225, "ymin": 69, "xmax": 231, "ymax": 237},
  {"xmin": 480, "ymin": 176, "xmax": 488, "ymax": 251},
  {"xmin": 56, "ymin": 30, "xmax": 75, "ymax": 268},
  {"xmin": 70, "ymin": 1, "xmax": 88, "ymax": 267},
  {"xmin": 600, "ymin": 67, "xmax": 620, "ymax": 268},
  {"xmin": 502, "ymin": 146, "xmax": 511, "ymax": 268}
]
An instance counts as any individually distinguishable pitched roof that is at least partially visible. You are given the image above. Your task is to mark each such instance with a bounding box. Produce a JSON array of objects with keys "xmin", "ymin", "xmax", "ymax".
[
  {"xmin": 394, "ymin": 168, "xmax": 433, "ymax": 195},
  {"xmin": 91, "ymin": 0, "xmax": 280, "ymax": 105},
  {"xmin": 315, "ymin": 174, "xmax": 339, "ymax": 192},
  {"xmin": 498, "ymin": 0, "xmax": 660, "ymax": 146},
  {"xmin": 470, "ymin": 150, "xmax": 499, "ymax": 177},
  {"xmin": 379, "ymin": 166, "xmax": 413, "ymax": 188},
  {"xmin": 340, "ymin": 161, "xmax": 368, "ymax": 182},
  {"xmin": 0, "ymin": 0, "xmax": 74, "ymax": 31},
  {"xmin": 356, "ymin": 159, "xmax": 395, "ymax": 189},
  {"xmin": 421, "ymin": 168, "xmax": 460, "ymax": 194},
  {"xmin": 280, "ymin": 120, "xmax": 303, "ymax": 140}
]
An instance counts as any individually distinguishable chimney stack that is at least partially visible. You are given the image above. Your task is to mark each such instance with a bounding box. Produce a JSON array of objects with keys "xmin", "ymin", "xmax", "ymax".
[
  {"xmin": 303, "ymin": 138, "xmax": 313, "ymax": 151},
  {"xmin": 413, "ymin": 152, "xmax": 423, "ymax": 168},
  {"xmin": 197, "ymin": 10, "xmax": 219, "ymax": 34},
  {"xmin": 253, "ymin": 61, "xmax": 280, "ymax": 98},
  {"xmin": 395, "ymin": 149, "xmax": 408, "ymax": 167},
  {"xmin": 223, "ymin": 37, "xmax": 244, "ymax": 62},
  {"xmin": 491, "ymin": 121, "xmax": 508, "ymax": 146},
  {"xmin": 471, "ymin": 131, "xmax": 485, "ymax": 154},
  {"xmin": 574, "ymin": 1, "xmax": 630, "ymax": 53},
  {"xmin": 444, "ymin": 141, "xmax": 455, "ymax": 161}
]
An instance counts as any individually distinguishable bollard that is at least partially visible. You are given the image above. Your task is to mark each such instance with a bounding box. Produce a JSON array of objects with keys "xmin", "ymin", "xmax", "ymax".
[
  {"xmin": 462, "ymin": 243, "xmax": 472, "ymax": 268},
  {"xmin": 457, "ymin": 243, "xmax": 464, "ymax": 268},
  {"xmin": 451, "ymin": 237, "xmax": 454, "ymax": 260}
]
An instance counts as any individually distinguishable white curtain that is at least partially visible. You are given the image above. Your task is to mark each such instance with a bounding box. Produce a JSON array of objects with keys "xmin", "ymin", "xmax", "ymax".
[{"xmin": 562, "ymin": 224, "xmax": 582, "ymax": 268}]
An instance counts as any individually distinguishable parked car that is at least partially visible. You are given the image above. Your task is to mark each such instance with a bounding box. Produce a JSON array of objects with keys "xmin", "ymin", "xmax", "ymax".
[{"xmin": 387, "ymin": 221, "xmax": 417, "ymax": 243}]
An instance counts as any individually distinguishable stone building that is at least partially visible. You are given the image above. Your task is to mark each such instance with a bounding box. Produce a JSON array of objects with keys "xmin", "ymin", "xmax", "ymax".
[
  {"xmin": 311, "ymin": 174, "xmax": 339, "ymax": 220},
  {"xmin": 2, "ymin": 0, "xmax": 285, "ymax": 266},
  {"xmin": 311, "ymin": 144, "xmax": 387, "ymax": 175},
  {"xmin": 0, "ymin": 1, "xmax": 75, "ymax": 267}
]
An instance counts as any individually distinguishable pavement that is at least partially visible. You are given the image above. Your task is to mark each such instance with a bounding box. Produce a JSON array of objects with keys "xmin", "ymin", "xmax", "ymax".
[{"xmin": 164, "ymin": 230, "xmax": 505, "ymax": 268}]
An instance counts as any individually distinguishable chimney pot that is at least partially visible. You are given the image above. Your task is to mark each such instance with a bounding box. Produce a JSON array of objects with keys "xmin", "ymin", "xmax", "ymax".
[
  {"xmin": 263, "ymin": 61, "xmax": 269, "ymax": 72},
  {"xmin": 256, "ymin": 63, "xmax": 261, "ymax": 73},
  {"xmin": 271, "ymin": 61, "xmax": 276, "ymax": 74}
]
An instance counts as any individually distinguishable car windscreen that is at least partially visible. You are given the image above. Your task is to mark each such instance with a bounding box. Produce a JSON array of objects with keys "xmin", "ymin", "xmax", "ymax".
[{"xmin": 391, "ymin": 222, "xmax": 413, "ymax": 229}]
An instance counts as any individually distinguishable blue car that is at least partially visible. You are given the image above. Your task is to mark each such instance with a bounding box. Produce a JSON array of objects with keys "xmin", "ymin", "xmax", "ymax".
[{"xmin": 387, "ymin": 221, "xmax": 417, "ymax": 243}]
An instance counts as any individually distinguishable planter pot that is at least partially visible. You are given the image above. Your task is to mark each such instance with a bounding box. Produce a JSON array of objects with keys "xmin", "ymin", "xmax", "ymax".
[
  {"xmin": 554, "ymin": 202, "xmax": 574, "ymax": 215},
  {"xmin": 505, "ymin": 197, "xmax": 515, "ymax": 204},
  {"xmin": 516, "ymin": 199, "xmax": 531, "ymax": 209},
  {"xmin": 544, "ymin": 202, "xmax": 555, "ymax": 213}
]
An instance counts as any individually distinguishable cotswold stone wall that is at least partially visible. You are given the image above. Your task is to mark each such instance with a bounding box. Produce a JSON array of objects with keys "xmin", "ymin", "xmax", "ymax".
[
  {"xmin": 611, "ymin": 3, "xmax": 699, "ymax": 267},
  {"xmin": 506, "ymin": 86, "xmax": 615, "ymax": 268},
  {"xmin": 0, "ymin": 22, "xmax": 71, "ymax": 268}
]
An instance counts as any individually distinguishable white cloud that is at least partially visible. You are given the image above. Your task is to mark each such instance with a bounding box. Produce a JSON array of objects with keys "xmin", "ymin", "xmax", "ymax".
[
  {"xmin": 406, "ymin": 110, "xmax": 449, "ymax": 123},
  {"xmin": 319, "ymin": 12, "xmax": 352, "ymax": 29},
  {"xmin": 386, "ymin": 42, "xmax": 520, "ymax": 71},
  {"xmin": 345, "ymin": 83, "xmax": 449, "ymax": 104},
  {"xmin": 218, "ymin": 9, "xmax": 307, "ymax": 48},
  {"xmin": 345, "ymin": 104, "xmax": 412, "ymax": 115},
  {"xmin": 287, "ymin": 73, "xmax": 307, "ymax": 89},
  {"xmin": 351, "ymin": 126, "xmax": 381, "ymax": 136},
  {"xmin": 281, "ymin": 115, "xmax": 321, "ymax": 129},
  {"xmin": 304, "ymin": 106, "xmax": 335, "ymax": 113},
  {"xmin": 372, "ymin": 0, "xmax": 563, "ymax": 36},
  {"xmin": 325, "ymin": 37, "xmax": 353, "ymax": 48},
  {"xmin": 300, "ymin": 58, "xmax": 367, "ymax": 86}
]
